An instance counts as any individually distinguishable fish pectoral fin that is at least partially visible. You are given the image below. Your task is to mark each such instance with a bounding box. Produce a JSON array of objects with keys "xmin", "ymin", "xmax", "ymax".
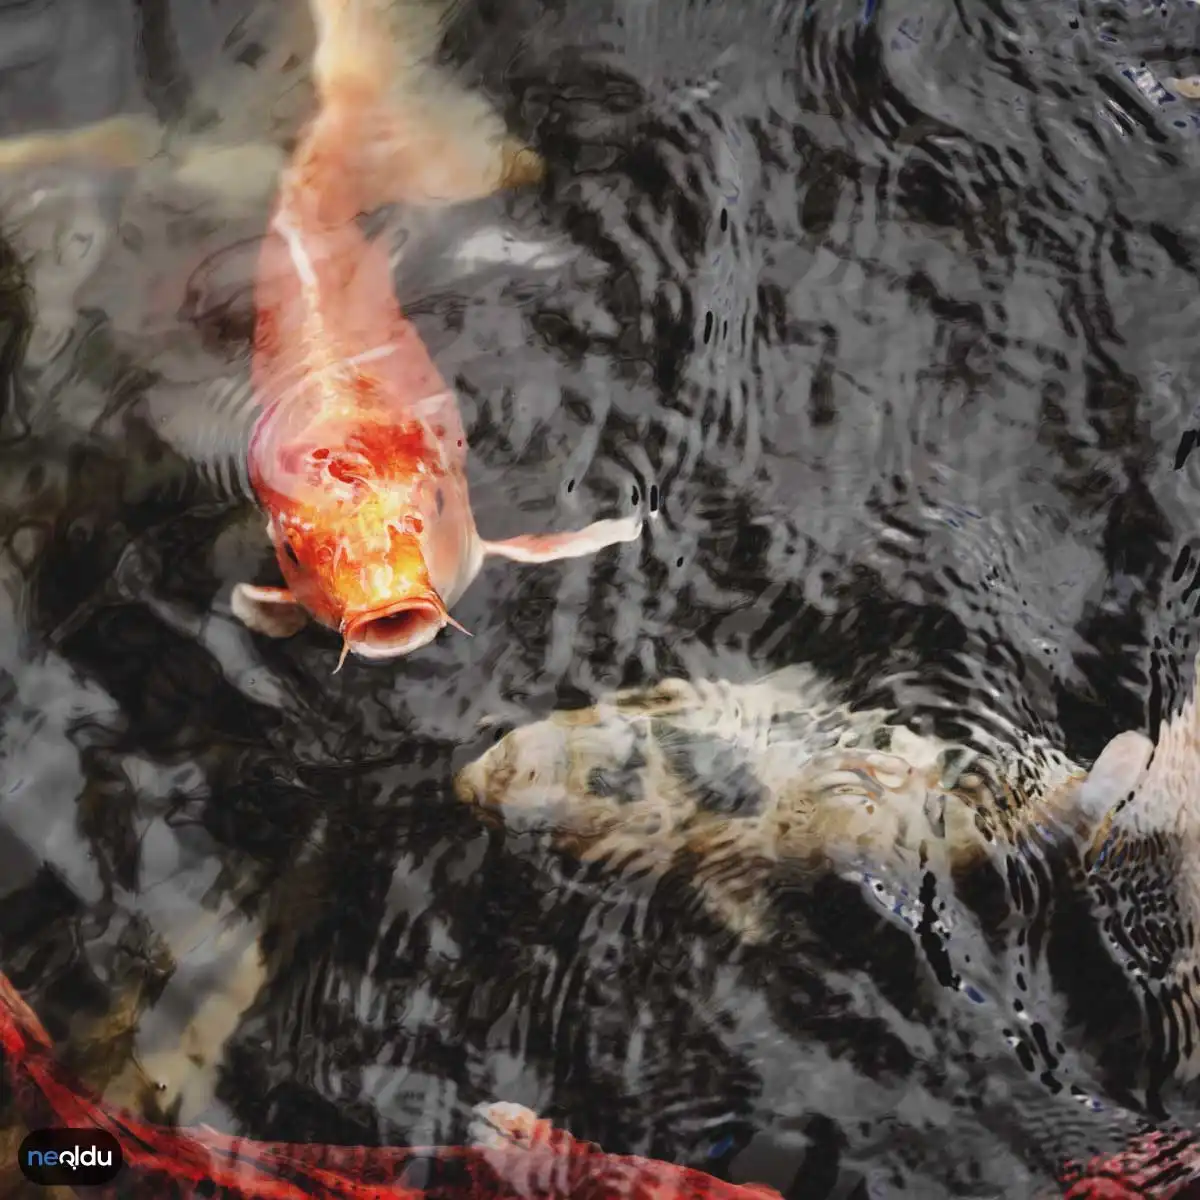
[
  {"xmin": 482, "ymin": 514, "xmax": 644, "ymax": 565},
  {"xmin": 230, "ymin": 584, "xmax": 310, "ymax": 639},
  {"xmin": 1168, "ymin": 75, "xmax": 1200, "ymax": 99},
  {"xmin": 685, "ymin": 844, "xmax": 775, "ymax": 945},
  {"xmin": 1077, "ymin": 729, "xmax": 1154, "ymax": 825},
  {"xmin": 0, "ymin": 114, "xmax": 162, "ymax": 174}
]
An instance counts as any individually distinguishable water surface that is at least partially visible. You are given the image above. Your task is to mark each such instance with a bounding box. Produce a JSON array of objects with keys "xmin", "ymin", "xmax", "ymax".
[{"xmin": 2, "ymin": 0, "xmax": 1200, "ymax": 1195}]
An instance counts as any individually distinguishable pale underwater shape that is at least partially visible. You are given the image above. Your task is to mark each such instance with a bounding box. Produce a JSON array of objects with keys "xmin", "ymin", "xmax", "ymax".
[{"xmin": 456, "ymin": 656, "xmax": 1200, "ymax": 963}]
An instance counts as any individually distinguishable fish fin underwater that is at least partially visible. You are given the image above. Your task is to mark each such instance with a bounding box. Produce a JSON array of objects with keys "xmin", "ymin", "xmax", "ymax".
[
  {"xmin": 230, "ymin": 580, "xmax": 314, "ymax": 640},
  {"xmin": 482, "ymin": 512, "xmax": 646, "ymax": 565}
]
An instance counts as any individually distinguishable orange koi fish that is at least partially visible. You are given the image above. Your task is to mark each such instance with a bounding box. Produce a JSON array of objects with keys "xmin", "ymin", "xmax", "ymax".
[
  {"xmin": 0, "ymin": 967, "xmax": 785, "ymax": 1199},
  {"xmin": 230, "ymin": 0, "xmax": 644, "ymax": 667}
]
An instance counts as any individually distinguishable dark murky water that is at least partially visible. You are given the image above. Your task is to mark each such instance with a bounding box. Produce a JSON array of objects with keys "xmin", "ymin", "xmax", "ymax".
[{"xmin": 2, "ymin": 0, "xmax": 1200, "ymax": 1195}]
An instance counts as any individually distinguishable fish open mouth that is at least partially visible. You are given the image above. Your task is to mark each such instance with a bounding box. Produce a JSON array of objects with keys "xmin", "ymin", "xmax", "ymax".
[{"xmin": 341, "ymin": 594, "xmax": 468, "ymax": 664}]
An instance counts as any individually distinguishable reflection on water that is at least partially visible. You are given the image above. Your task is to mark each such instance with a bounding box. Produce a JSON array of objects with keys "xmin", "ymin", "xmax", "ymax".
[{"xmin": 1, "ymin": 0, "xmax": 1200, "ymax": 1196}]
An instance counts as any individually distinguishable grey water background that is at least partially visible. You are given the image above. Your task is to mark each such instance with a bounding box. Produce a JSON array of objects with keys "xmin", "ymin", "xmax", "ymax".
[{"xmin": 2, "ymin": 0, "xmax": 1200, "ymax": 1195}]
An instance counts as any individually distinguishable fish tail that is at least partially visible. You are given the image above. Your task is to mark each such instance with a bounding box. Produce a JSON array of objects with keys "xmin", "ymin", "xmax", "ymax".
[
  {"xmin": 296, "ymin": 0, "xmax": 543, "ymax": 215},
  {"xmin": 307, "ymin": 0, "xmax": 462, "ymax": 102}
]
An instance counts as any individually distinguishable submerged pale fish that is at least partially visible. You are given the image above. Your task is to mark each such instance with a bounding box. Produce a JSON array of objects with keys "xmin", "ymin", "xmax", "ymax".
[
  {"xmin": 456, "ymin": 655, "xmax": 1200, "ymax": 1189},
  {"xmin": 455, "ymin": 663, "xmax": 1124, "ymax": 939},
  {"xmin": 454, "ymin": 655, "xmax": 1200, "ymax": 1073}
]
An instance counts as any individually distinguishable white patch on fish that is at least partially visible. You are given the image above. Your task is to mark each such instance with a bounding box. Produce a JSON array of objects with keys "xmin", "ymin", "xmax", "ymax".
[{"xmin": 272, "ymin": 207, "xmax": 320, "ymax": 291}]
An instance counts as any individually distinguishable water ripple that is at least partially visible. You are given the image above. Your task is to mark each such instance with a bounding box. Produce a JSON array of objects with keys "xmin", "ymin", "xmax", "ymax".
[{"xmin": 0, "ymin": 0, "xmax": 1199, "ymax": 1194}]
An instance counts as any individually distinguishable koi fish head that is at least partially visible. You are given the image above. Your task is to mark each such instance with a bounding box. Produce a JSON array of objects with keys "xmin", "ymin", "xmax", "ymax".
[
  {"xmin": 293, "ymin": 504, "xmax": 471, "ymax": 665},
  {"xmin": 453, "ymin": 694, "xmax": 670, "ymax": 837},
  {"xmin": 234, "ymin": 460, "xmax": 479, "ymax": 666}
]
